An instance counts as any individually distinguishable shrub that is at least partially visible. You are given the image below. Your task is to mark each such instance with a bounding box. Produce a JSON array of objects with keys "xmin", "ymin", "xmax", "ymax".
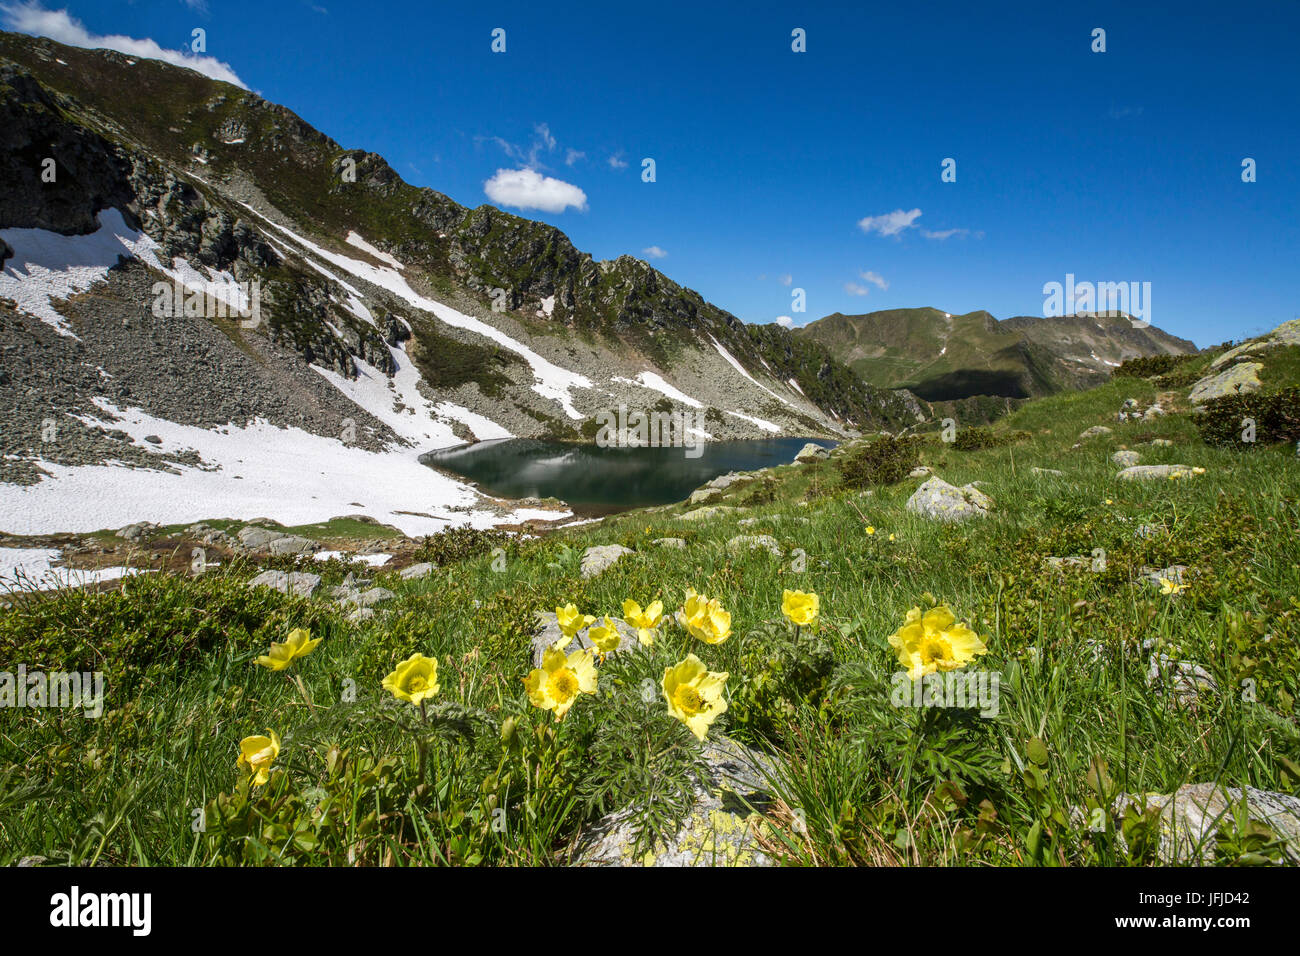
[
  {"xmin": 1114, "ymin": 353, "xmax": 1199, "ymax": 379},
  {"xmin": 1194, "ymin": 386, "xmax": 1300, "ymax": 447},
  {"xmin": 414, "ymin": 526, "xmax": 512, "ymax": 566},
  {"xmin": 951, "ymin": 426, "xmax": 1025, "ymax": 451},
  {"xmin": 836, "ymin": 435, "xmax": 920, "ymax": 488}
]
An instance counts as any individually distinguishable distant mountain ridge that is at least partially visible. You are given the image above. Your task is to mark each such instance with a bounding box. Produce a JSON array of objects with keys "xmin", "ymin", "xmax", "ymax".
[{"xmin": 796, "ymin": 307, "xmax": 1197, "ymax": 403}]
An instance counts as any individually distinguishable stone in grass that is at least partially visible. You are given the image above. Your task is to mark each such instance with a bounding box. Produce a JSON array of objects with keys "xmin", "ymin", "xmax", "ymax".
[
  {"xmin": 1078, "ymin": 425, "xmax": 1113, "ymax": 440},
  {"xmin": 908, "ymin": 466, "xmax": 932, "ymax": 478},
  {"xmin": 688, "ymin": 486, "xmax": 724, "ymax": 505},
  {"xmin": 267, "ymin": 534, "xmax": 317, "ymax": 556},
  {"xmin": 652, "ymin": 537, "xmax": 688, "ymax": 549},
  {"xmin": 116, "ymin": 521, "xmax": 160, "ymax": 541},
  {"xmin": 905, "ymin": 476, "xmax": 993, "ymax": 522},
  {"xmin": 1117, "ymin": 464, "xmax": 1195, "ymax": 481},
  {"xmin": 1188, "ymin": 361, "xmax": 1264, "ymax": 406},
  {"xmin": 356, "ymin": 587, "xmax": 396, "ymax": 607},
  {"xmin": 580, "ymin": 544, "xmax": 634, "ymax": 579},
  {"xmin": 1139, "ymin": 564, "xmax": 1189, "ymax": 587},
  {"xmin": 1146, "ymin": 653, "xmax": 1217, "ymax": 706},
  {"xmin": 1111, "ymin": 450, "xmax": 1141, "ymax": 468},
  {"xmin": 573, "ymin": 736, "xmax": 777, "ymax": 867},
  {"xmin": 1032, "ymin": 467, "xmax": 1065, "ymax": 477},
  {"xmin": 726, "ymin": 534, "xmax": 780, "ymax": 557},
  {"xmin": 399, "ymin": 562, "xmax": 434, "ymax": 580},
  {"xmin": 792, "ymin": 442, "xmax": 830, "ymax": 463},
  {"xmin": 1147, "ymin": 438, "xmax": 1175, "ymax": 447},
  {"xmin": 680, "ymin": 505, "xmax": 740, "ymax": 522},
  {"xmin": 247, "ymin": 569, "xmax": 321, "ymax": 599},
  {"xmin": 236, "ymin": 525, "xmax": 284, "ymax": 550},
  {"xmin": 530, "ymin": 612, "xmax": 640, "ymax": 667},
  {"xmin": 1108, "ymin": 785, "xmax": 1300, "ymax": 864},
  {"xmin": 347, "ymin": 606, "xmax": 376, "ymax": 624}
]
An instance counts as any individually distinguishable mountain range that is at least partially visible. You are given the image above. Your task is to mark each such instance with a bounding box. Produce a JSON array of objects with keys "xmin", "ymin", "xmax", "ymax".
[{"xmin": 0, "ymin": 30, "xmax": 1193, "ymax": 533}]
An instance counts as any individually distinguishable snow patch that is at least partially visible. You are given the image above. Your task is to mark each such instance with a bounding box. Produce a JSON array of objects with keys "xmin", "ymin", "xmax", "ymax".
[
  {"xmin": 345, "ymin": 231, "xmax": 405, "ymax": 270},
  {"xmin": 725, "ymin": 410, "xmax": 781, "ymax": 433}
]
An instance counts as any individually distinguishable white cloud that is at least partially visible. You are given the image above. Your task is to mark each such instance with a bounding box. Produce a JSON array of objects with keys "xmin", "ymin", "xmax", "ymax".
[
  {"xmin": 484, "ymin": 168, "xmax": 588, "ymax": 213},
  {"xmin": 0, "ymin": 2, "xmax": 248, "ymax": 88},
  {"xmin": 607, "ymin": 154, "xmax": 628, "ymax": 169},
  {"xmin": 534, "ymin": 123, "xmax": 557, "ymax": 153},
  {"xmin": 642, "ymin": 245, "xmax": 667, "ymax": 259},
  {"xmin": 775, "ymin": 316, "xmax": 793, "ymax": 328},
  {"xmin": 779, "ymin": 273, "xmax": 792, "ymax": 286},
  {"xmin": 857, "ymin": 208, "xmax": 922, "ymax": 237},
  {"xmin": 844, "ymin": 282, "xmax": 869, "ymax": 296},
  {"xmin": 564, "ymin": 148, "xmax": 585, "ymax": 166},
  {"xmin": 922, "ymin": 228, "xmax": 971, "ymax": 240},
  {"xmin": 860, "ymin": 270, "xmax": 888, "ymax": 290}
]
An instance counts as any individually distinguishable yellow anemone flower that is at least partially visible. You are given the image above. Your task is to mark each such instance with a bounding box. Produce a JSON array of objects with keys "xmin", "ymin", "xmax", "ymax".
[
  {"xmin": 588, "ymin": 616, "xmax": 623, "ymax": 657},
  {"xmin": 662, "ymin": 655, "xmax": 729, "ymax": 740},
  {"xmin": 866, "ymin": 526, "xmax": 875, "ymax": 535},
  {"xmin": 237, "ymin": 730, "xmax": 281, "ymax": 786},
  {"xmin": 676, "ymin": 588, "xmax": 732, "ymax": 645},
  {"xmin": 887, "ymin": 605, "xmax": 988, "ymax": 681},
  {"xmin": 524, "ymin": 645, "xmax": 598, "ymax": 720},
  {"xmin": 623, "ymin": 599, "xmax": 664, "ymax": 646},
  {"xmin": 381, "ymin": 652, "xmax": 441, "ymax": 705},
  {"xmin": 1159, "ymin": 577, "xmax": 1189, "ymax": 595},
  {"xmin": 781, "ymin": 589, "xmax": 819, "ymax": 627},
  {"xmin": 256, "ymin": 627, "xmax": 321, "ymax": 671},
  {"xmin": 555, "ymin": 603, "xmax": 596, "ymax": 648}
]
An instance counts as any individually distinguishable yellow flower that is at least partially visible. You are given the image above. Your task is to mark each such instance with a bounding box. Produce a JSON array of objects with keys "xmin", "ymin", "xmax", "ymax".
[
  {"xmin": 237, "ymin": 730, "xmax": 281, "ymax": 786},
  {"xmin": 623, "ymin": 599, "xmax": 664, "ymax": 646},
  {"xmin": 1159, "ymin": 577, "xmax": 1189, "ymax": 595},
  {"xmin": 255, "ymin": 627, "xmax": 321, "ymax": 671},
  {"xmin": 1105, "ymin": 499, "xmax": 1113, "ymax": 505},
  {"xmin": 381, "ymin": 652, "xmax": 441, "ymax": 705},
  {"xmin": 588, "ymin": 616, "xmax": 623, "ymax": 657},
  {"xmin": 1191, "ymin": 466, "xmax": 1206, "ymax": 475},
  {"xmin": 889, "ymin": 533, "xmax": 896, "ymax": 542},
  {"xmin": 781, "ymin": 589, "xmax": 819, "ymax": 627},
  {"xmin": 887, "ymin": 605, "xmax": 988, "ymax": 681},
  {"xmin": 662, "ymin": 654, "xmax": 729, "ymax": 741},
  {"xmin": 555, "ymin": 603, "xmax": 596, "ymax": 648},
  {"xmin": 676, "ymin": 588, "xmax": 732, "ymax": 645},
  {"xmin": 524, "ymin": 645, "xmax": 598, "ymax": 720},
  {"xmin": 866, "ymin": 526, "xmax": 875, "ymax": 535}
]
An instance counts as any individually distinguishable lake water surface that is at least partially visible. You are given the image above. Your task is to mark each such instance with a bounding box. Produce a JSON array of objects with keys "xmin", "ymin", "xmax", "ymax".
[{"xmin": 422, "ymin": 437, "xmax": 835, "ymax": 514}]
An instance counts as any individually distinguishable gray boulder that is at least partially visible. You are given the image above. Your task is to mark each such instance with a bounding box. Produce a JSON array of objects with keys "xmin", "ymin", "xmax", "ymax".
[
  {"xmin": 246, "ymin": 570, "xmax": 320, "ymax": 598},
  {"xmin": 580, "ymin": 544, "xmax": 634, "ymax": 579},
  {"xmin": 680, "ymin": 506, "xmax": 740, "ymax": 522},
  {"xmin": 652, "ymin": 537, "xmax": 688, "ymax": 549},
  {"xmin": 1111, "ymin": 450, "xmax": 1141, "ymax": 468},
  {"xmin": 574, "ymin": 735, "xmax": 776, "ymax": 867},
  {"xmin": 1078, "ymin": 425, "xmax": 1113, "ymax": 440},
  {"xmin": 267, "ymin": 534, "xmax": 317, "ymax": 556},
  {"xmin": 357, "ymin": 587, "xmax": 395, "ymax": 607},
  {"xmin": 1189, "ymin": 361, "xmax": 1264, "ymax": 405},
  {"xmin": 399, "ymin": 562, "xmax": 434, "ymax": 580},
  {"xmin": 905, "ymin": 476, "xmax": 993, "ymax": 522},
  {"xmin": 792, "ymin": 442, "xmax": 830, "ymax": 463},
  {"xmin": 725, "ymin": 534, "xmax": 780, "ymax": 557},
  {"xmin": 531, "ymin": 612, "xmax": 640, "ymax": 667},
  {"xmin": 1108, "ymin": 785, "xmax": 1300, "ymax": 864},
  {"xmin": 1116, "ymin": 464, "xmax": 1194, "ymax": 481}
]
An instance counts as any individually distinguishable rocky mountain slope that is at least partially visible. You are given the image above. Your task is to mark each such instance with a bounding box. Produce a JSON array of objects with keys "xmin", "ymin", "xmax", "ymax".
[
  {"xmin": 0, "ymin": 31, "xmax": 924, "ymax": 535},
  {"xmin": 797, "ymin": 307, "xmax": 1197, "ymax": 403}
]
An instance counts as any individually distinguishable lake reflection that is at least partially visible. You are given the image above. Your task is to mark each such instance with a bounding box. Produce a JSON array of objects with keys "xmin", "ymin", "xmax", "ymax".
[{"xmin": 421, "ymin": 437, "xmax": 835, "ymax": 514}]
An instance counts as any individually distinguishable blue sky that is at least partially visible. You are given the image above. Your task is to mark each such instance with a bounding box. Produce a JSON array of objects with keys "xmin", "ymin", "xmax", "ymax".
[{"xmin": 5, "ymin": 0, "xmax": 1299, "ymax": 347}]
